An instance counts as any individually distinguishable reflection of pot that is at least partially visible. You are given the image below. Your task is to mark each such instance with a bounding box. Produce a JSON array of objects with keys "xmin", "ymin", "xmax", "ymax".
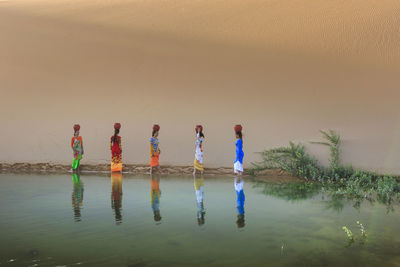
[
  {"xmin": 111, "ymin": 173, "xmax": 123, "ymax": 224},
  {"xmin": 236, "ymin": 214, "xmax": 245, "ymax": 228}
]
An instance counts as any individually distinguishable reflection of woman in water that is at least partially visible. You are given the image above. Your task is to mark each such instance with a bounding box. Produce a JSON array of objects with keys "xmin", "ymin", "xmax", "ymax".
[
  {"xmin": 234, "ymin": 177, "xmax": 245, "ymax": 228},
  {"xmin": 150, "ymin": 174, "xmax": 162, "ymax": 222},
  {"xmin": 111, "ymin": 172, "xmax": 123, "ymax": 224},
  {"xmin": 194, "ymin": 175, "xmax": 205, "ymax": 225},
  {"xmin": 72, "ymin": 173, "xmax": 84, "ymax": 222},
  {"xmin": 110, "ymin": 123, "xmax": 122, "ymax": 172}
]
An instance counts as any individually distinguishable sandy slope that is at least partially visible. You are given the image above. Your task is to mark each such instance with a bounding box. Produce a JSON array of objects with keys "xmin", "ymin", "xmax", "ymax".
[
  {"xmin": 1, "ymin": 0, "xmax": 400, "ymax": 173},
  {"xmin": 4, "ymin": 0, "xmax": 400, "ymax": 66}
]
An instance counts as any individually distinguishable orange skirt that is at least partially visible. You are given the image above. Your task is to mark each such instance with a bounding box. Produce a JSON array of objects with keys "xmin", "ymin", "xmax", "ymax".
[
  {"xmin": 111, "ymin": 155, "xmax": 122, "ymax": 172},
  {"xmin": 150, "ymin": 154, "xmax": 160, "ymax": 167},
  {"xmin": 111, "ymin": 162, "xmax": 122, "ymax": 172}
]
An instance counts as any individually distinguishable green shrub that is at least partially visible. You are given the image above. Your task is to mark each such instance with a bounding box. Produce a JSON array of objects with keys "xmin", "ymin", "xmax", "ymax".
[
  {"xmin": 377, "ymin": 176, "xmax": 400, "ymax": 203},
  {"xmin": 311, "ymin": 130, "xmax": 341, "ymax": 174},
  {"xmin": 250, "ymin": 130, "xmax": 400, "ymax": 204},
  {"xmin": 251, "ymin": 142, "xmax": 325, "ymax": 181}
]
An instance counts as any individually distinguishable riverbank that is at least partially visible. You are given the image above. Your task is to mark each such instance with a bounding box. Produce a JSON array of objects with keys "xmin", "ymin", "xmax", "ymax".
[{"xmin": 0, "ymin": 162, "xmax": 297, "ymax": 181}]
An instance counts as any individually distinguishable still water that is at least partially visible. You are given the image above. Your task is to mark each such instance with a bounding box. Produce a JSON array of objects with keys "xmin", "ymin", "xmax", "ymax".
[{"xmin": 0, "ymin": 173, "xmax": 399, "ymax": 267}]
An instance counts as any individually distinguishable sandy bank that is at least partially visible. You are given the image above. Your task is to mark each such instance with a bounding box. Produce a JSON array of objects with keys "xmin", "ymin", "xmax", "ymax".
[{"xmin": 0, "ymin": 162, "xmax": 298, "ymax": 182}]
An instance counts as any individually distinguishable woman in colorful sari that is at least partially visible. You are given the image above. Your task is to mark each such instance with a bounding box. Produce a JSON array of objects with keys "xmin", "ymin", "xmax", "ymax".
[
  {"xmin": 234, "ymin": 124, "xmax": 244, "ymax": 176},
  {"xmin": 150, "ymin": 124, "xmax": 162, "ymax": 174},
  {"xmin": 110, "ymin": 123, "xmax": 122, "ymax": 172},
  {"xmin": 193, "ymin": 125, "xmax": 205, "ymax": 175},
  {"xmin": 71, "ymin": 124, "xmax": 84, "ymax": 173}
]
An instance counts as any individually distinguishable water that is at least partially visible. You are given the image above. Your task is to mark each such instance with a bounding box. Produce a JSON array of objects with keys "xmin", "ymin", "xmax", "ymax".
[{"xmin": 0, "ymin": 173, "xmax": 399, "ymax": 267}]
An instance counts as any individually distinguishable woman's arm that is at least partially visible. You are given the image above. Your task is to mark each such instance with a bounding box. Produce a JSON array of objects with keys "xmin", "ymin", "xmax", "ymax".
[
  {"xmin": 71, "ymin": 138, "xmax": 75, "ymax": 152},
  {"xmin": 81, "ymin": 138, "xmax": 84, "ymax": 155},
  {"xmin": 150, "ymin": 139, "xmax": 155, "ymax": 157}
]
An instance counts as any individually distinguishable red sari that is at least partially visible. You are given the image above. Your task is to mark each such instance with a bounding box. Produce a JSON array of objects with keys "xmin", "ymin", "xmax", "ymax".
[{"xmin": 110, "ymin": 136, "xmax": 122, "ymax": 172}]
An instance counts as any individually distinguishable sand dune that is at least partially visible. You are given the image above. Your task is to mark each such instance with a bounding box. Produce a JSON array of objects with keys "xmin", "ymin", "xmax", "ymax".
[
  {"xmin": 4, "ymin": 0, "xmax": 400, "ymax": 66},
  {"xmin": 1, "ymin": 0, "xmax": 400, "ymax": 173}
]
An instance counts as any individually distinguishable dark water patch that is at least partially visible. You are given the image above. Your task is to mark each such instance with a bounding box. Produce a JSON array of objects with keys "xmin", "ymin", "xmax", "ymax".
[
  {"xmin": 167, "ymin": 240, "xmax": 181, "ymax": 247},
  {"xmin": 128, "ymin": 261, "xmax": 147, "ymax": 267},
  {"xmin": 291, "ymin": 250, "xmax": 335, "ymax": 267},
  {"xmin": 27, "ymin": 249, "xmax": 39, "ymax": 258}
]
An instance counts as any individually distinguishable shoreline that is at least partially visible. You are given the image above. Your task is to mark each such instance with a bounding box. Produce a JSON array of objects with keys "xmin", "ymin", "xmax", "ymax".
[{"xmin": 0, "ymin": 162, "xmax": 299, "ymax": 182}]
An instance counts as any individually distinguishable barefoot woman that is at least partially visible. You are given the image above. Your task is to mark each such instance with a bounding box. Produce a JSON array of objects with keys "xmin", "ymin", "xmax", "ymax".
[{"xmin": 110, "ymin": 123, "xmax": 122, "ymax": 172}]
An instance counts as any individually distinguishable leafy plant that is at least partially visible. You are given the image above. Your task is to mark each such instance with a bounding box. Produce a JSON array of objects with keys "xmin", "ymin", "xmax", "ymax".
[
  {"xmin": 377, "ymin": 176, "xmax": 400, "ymax": 203},
  {"xmin": 342, "ymin": 221, "xmax": 367, "ymax": 247},
  {"xmin": 357, "ymin": 221, "xmax": 367, "ymax": 238},
  {"xmin": 342, "ymin": 226, "xmax": 354, "ymax": 240},
  {"xmin": 311, "ymin": 130, "xmax": 341, "ymax": 177},
  {"xmin": 251, "ymin": 129, "xmax": 399, "ymax": 182},
  {"xmin": 251, "ymin": 142, "xmax": 325, "ymax": 181},
  {"xmin": 251, "ymin": 130, "xmax": 400, "ymax": 206}
]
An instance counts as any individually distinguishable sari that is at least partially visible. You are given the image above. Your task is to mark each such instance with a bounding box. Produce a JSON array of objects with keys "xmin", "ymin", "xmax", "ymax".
[
  {"xmin": 150, "ymin": 137, "xmax": 160, "ymax": 167},
  {"xmin": 110, "ymin": 135, "xmax": 122, "ymax": 172},
  {"xmin": 71, "ymin": 136, "xmax": 83, "ymax": 170},
  {"xmin": 234, "ymin": 138, "xmax": 244, "ymax": 174},
  {"xmin": 194, "ymin": 133, "xmax": 204, "ymax": 171}
]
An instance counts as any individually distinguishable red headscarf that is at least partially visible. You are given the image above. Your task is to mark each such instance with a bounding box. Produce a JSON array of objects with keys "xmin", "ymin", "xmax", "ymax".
[
  {"xmin": 153, "ymin": 124, "xmax": 160, "ymax": 131},
  {"xmin": 234, "ymin": 124, "xmax": 242, "ymax": 133},
  {"xmin": 114, "ymin": 123, "xmax": 121, "ymax": 130},
  {"xmin": 73, "ymin": 124, "xmax": 80, "ymax": 132}
]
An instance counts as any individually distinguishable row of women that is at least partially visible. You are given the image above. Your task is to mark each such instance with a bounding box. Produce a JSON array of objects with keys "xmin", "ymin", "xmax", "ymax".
[
  {"xmin": 71, "ymin": 123, "xmax": 245, "ymax": 175},
  {"xmin": 71, "ymin": 173, "xmax": 245, "ymax": 228}
]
